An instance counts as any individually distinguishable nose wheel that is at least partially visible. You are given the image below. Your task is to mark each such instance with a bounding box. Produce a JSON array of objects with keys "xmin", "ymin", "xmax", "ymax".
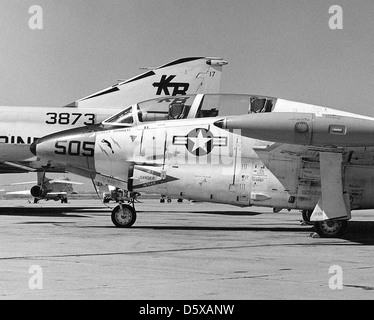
[{"xmin": 111, "ymin": 204, "xmax": 137, "ymax": 228}]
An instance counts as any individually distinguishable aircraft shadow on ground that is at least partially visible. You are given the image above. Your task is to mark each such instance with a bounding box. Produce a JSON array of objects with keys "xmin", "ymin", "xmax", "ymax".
[
  {"xmin": 131, "ymin": 221, "xmax": 374, "ymax": 245},
  {"xmin": 132, "ymin": 225, "xmax": 313, "ymax": 233},
  {"xmin": 192, "ymin": 211, "xmax": 263, "ymax": 216},
  {"xmin": 0, "ymin": 206, "xmax": 109, "ymax": 218},
  {"xmin": 1, "ymin": 206, "xmax": 373, "ymax": 244},
  {"xmin": 140, "ymin": 209, "xmax": 266, "ymax": 216},
  {"xmin": 341, "ymin": 221, "xmax": 374, "ymax": 245}
]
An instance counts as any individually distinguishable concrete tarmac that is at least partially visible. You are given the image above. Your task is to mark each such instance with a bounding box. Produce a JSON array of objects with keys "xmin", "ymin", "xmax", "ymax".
[{"xmin": 0, "ymin": 198, "xmax": 374, "ymax": 300}]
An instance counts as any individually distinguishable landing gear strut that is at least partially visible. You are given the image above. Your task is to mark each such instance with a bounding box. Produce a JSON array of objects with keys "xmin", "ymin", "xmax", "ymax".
[
  {"xmin": 313, "ymin": 220, "xmax": 348, "ymax": 238},
  {"xmin": 301, "ymin": 210, "xmax": 313, "ymax": 225}
]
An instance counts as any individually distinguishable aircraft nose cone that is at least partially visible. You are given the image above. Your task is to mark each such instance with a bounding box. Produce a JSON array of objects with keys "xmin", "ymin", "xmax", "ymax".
[
  {"xmin": 30, "ymin": 140, "xmax": 38, "ymax": 156},
  {"xmin": 29, "ymin": 135, "xmax": 53, "ymax": 158},
  {"xmin": 28, "ymin": 125, "xmax": 100, "ymax": 169}
]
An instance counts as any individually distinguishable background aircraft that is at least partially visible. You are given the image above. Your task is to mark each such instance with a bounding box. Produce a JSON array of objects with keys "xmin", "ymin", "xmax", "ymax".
[
  {"xmin": 3, "ymin": 173, "xmax": 83, "ymax": 203},
  {"xmin": 0, "ymin": 57, "xmax": 227, "ymax": 202},
  {"xmin": 31, "ymin": 93, "xmax": 374, "ymax": 238}
]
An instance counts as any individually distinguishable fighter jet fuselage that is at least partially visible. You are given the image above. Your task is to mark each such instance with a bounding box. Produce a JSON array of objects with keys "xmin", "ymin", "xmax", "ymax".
[
  {"xmin": 31, "ymin": 93, "xmax": 374, "ymax": 237},
  {"xmin": 32, "ymin": 112, "xmax": 374, "ymax": 208}
]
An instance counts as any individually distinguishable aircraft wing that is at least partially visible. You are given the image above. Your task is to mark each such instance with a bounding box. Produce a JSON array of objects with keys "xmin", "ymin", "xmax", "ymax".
[
  {"xmin": 0, "ymin": 179, "xmax": 83, "ymax": 186},
  {"xmin": 6, "ymin": 190, "xmax": 68, "ymax": 196},
  {"xmin": 0, "ymin": 181, "xmax": 37, "ymax": 187},
  {"xmin": 49, "ymin": 179, "xmax": 83, "ymax": 185},
  {"xmin": 0, "ymin": 161, "xmax": 66, "ymax": 174},
  {"xmin": 0, "ymin": 145, "xmax": 40, "ymax": 173},
  {"xmin": 45, "ymin": 192, "xmax": 68, "ymax": 195},
  {"xmin": 0, "ymin": 144, "xmax": 35, "ymax": 162},
  {"xmin": 6, "ymin": 190, "xmax": 31, "ymax": 195},
  {"xmin": 253, "ymin": 143, "xmax": 320, "ymax": 160}
]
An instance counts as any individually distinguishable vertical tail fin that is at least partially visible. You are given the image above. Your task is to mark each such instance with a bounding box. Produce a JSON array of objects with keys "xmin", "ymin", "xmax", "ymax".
[{"xmin": 64, "ymin": 57, "xmax": 227, "ymax": 109}]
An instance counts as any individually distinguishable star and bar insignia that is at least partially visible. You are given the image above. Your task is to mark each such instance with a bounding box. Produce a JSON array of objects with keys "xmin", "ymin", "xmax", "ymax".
[{"xmin": 173, "ymin": 128, "xmax": 227, "ymax": 156}]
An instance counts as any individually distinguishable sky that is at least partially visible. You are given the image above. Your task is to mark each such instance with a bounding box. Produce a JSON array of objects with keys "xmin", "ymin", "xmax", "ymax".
[{"xmin": 0, "ymin": 0, "xmax": 374, "ymax": 190}]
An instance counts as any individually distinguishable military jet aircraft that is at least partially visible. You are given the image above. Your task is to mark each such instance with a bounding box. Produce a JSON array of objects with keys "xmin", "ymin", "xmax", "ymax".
[
  {"xmin": 31, "ymin": 93, "xmax": 373, "ymax": 238},
  {"xmin": 3, "ymin": 173, "xmax": 83, "ymax": 203},
  {"xmin": 0, "ymin": 57, "xmax": 226, "ymax": 202}
]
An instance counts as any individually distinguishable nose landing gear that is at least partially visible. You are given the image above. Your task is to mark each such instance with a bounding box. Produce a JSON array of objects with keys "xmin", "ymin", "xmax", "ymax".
[
  {"xmin": 111, "ymin": 203, "xmax": 137, "ymax": 228},
  {"xmin": 110, "ymin": 192, "xmax": 140, "ymax": 228}
]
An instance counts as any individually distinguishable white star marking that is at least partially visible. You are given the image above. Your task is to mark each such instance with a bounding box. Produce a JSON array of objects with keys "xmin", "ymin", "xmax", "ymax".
[{"xmin": 189, "ymin": 130, "xmax": 212, "ymax": 153}]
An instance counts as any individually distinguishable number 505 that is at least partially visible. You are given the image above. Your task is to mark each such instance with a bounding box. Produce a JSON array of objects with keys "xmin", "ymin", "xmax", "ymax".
[{"xmin": 55, "ymin": 140, "xmax": 95, "ymax": 157}]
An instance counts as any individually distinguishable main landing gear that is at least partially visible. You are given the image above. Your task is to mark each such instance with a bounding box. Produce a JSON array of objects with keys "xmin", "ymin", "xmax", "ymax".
[
  {"xmin": 301, "ymin": 210, "xmax": 348, "ymax": 238},
  {"xmin": 313, "ymin": 220, "xmax": 348, "ymax": 238}
]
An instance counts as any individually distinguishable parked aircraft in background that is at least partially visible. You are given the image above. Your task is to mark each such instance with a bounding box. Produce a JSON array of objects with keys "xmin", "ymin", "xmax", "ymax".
[
  {"xmin": 3, "ymin": 173, "xmax": 83, "ymax": 203},
  {"xmin": 0, "ymin": 57, "xmax": 227, "ymax": 202}
]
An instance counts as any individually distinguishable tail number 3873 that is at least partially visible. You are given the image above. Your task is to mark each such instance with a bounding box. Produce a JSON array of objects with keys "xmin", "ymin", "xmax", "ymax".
[
  {"xmin": 55, "ymin": 141, "xmax": 95, "ymax": 157},
  {"xmin": 46, "ymin": 113, "xmax": 95, "ymax": 126}
]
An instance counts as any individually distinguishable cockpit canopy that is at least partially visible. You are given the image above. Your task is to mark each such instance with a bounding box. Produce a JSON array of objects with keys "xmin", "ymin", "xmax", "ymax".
[{"xmin": 103, "ymin": 94, "xmax": 277, "ymax": 126}]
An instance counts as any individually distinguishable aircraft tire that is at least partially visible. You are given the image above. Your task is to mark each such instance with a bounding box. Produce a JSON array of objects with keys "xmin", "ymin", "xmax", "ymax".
[
  {"xmin": 313, "ymin": 220, "xmax": 348, "ymax": 238},
  {"xmin": 111, "ymin": 204, "xmax": 137, "ymax": 228}
]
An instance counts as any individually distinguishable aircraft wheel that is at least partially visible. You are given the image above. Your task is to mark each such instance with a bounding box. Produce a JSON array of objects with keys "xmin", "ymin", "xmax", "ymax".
[
  {"xmin": 111, "ymin": 204, "xmax": 137, "ymax": 228},
  {"xmin": 313, "ymin": 220, "xmax": 348, "ymax": 238}
]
